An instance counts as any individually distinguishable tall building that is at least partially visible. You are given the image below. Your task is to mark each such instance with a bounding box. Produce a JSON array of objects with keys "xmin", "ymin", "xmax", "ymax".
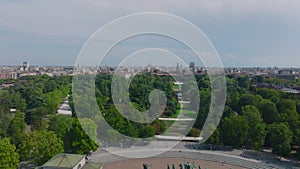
[
  {"xmin": 22, "ymin": 61, "xmax": 29, "ymax": 71},
  {"xmin": 189, "ymin": 62, "xmax": 195, "ymax": 71}
]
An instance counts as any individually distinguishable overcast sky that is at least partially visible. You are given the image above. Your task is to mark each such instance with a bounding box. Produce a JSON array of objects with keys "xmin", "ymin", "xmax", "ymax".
[{"xmin": 0, "ymin": 0, "xmax": 300, "ymax": 67}]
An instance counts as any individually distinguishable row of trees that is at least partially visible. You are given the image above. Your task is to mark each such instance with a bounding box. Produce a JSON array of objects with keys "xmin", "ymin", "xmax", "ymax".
[
  {"xmin": 203, "ymin": 75, "xmax": 300, "ymax": 159},
  {"xmin": 0, "ymin": 75, "xmax": 98, "ymax": 168}
]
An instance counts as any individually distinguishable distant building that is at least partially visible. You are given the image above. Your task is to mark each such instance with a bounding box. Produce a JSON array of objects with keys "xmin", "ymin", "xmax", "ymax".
[
  {"xmin": 275, "ymin": 74, "xmax": 298, "ymax": 81},
  {"xmin": 22, "ymin": 61, "xmax": 30, "ymax": 71},
  {"xmin": 0, "ymin": 72, "xmax": 17, "ymax": 79},
  {"xmin": 189, "ymin": 62, "xmax": 195, "ymax": 72},
  {"xmin": 278, "ymin": 69, "xmax": 295, "ymax": 75},
  {"xmin": 274, "ymin": 69, "xmax": 298, "ymax": 81},
  {"xmin": 281, "ymin": 87, "xmax": 300, "ymax": 94},
  {"xmin": 37, "ymin": 153, "xmax": 102, "ymax": 169}
]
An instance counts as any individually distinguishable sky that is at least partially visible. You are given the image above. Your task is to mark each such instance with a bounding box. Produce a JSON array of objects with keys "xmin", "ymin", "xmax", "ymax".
[{"xmin": 0, "ymin": 0, "xmax": 300, "ymax": 67}]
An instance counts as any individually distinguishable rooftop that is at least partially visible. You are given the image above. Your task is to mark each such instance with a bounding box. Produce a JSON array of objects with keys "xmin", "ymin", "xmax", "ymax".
[{"xmin": 41, "ymin": 153, "xmax": 84, "ymax": 168}]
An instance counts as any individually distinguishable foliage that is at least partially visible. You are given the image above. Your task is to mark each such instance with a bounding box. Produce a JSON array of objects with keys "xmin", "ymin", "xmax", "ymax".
[
  {"xmin": 6, "ymin": 112, "xmax": 26, "ymax": 148},
  {"xmin": 267, "ymin": 123, "xmax": 293, "ymax": 157},
  {"xmin": 242, "ymin": 106, "xmax": 266, "ymax": 150},
  {"xmin": 18, "ymin": 130, "xmax": 64, "ymax": 165},
  {"xmin": 259, "ymin": 100, "xmax": 279, "ymax": 124},
  {"xmin": 220, "ymin": 114, "xmax": 249, "ymax": 147},
  {"xmin": 64, "ymin": 120, "xmax": 98, "ymax": 154},
  {"xmin": 0, "ymin": 107, "xmax": 13, "ymax": 138},
  {"xmin": 187, "ymin": 128, "xmax": 201, "ymax": 137},
  {"xmin": 0, "ymin": 138, "xmax": 19, "ymax": 169}
]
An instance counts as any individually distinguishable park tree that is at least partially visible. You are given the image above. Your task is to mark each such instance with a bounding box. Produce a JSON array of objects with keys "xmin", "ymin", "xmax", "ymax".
[
  {"xmin": 293, "ymin": 128, "xmax": 300, "ymax": 146},
  {"xmin": 18, "ymin": 130, "xmax": 64, "ymax": 165},
  {"xmin": 0, "ymin": 107, "xmax": 13, "ymax": 138},
  {"xmin": 9, "ymin": 90, "xmax": 27, "ymax": 112},
  {"xmin": 64, "ymin": 120, "xmax": 98, "ymax": 154},
  {"xmin": 79, "ymin": 118, "xmax": 98, "ymax": 142},
  {"xmin": 25, "ymin": 107, "xmax": 48, "ymax": 130},
  {"xmin": 6, "ymin": 112, "xmax": 26, "ymax": 148},
  {"xmin": 256, "ymin": 88, "xmax": 280, "ymax": 104},
  {"xmin": 152, "ymin": 119, "xmax": 166, "ymax": 135},
  {"xmin": 277, "ymin": 99, "xmax": 297, "ymax": 114},
  {"xmin": 20, "ymin": 86, "xmax": 46, "ymax": 109},
  {"xmin": 237, "ymin": 75, "xmax": 250, "ymax": 89},
  {"xmin": 139, "ymin": 125, "xmax": 155, "ymax": 138},
  {"xmin": 237, "ymin": 94, "xmax": 262, "ymax": 113},
  {"xmin": 194, "ymin": 89, "xmax": 211, "ymax": 129},
  {"xmin": 0, "ymin": 90, "xmax": 14, "ymax": 110},
  {"xmin": 48, "ymin": 115, "xmax": 74, "ymax": 139},
  {"xmin": 280, "ymin": 109, "xmax": 300, "ymax": 133},
  {"xmin": 259, "ymin": 100, "xmax": 280, "ymax": 124},
  {"xmin": 0, "ymin": 138, "xmax": 19, "ymax": 169},
  {"xmin": 267, "ymin": 123, "xmax": 293, "ymax": 158},
  {"xmin": 205, "ymin": 128, "xmax": 221, "ymax": 146},
  {"xmin": 226, "ymin": 91, "xmax": 240, "ymax": 112},
  {"xmin": 220, "ymin": 114, "xmax": 249, "ymax": 147},
  {"xmin": 45, "ymin": 89, "xmax": 64, "ymax": 114},
  {"xmin": 242, "ymin": 106, "xmax": 266, "ymax": 150},
  {"xmin": 277, "ymin": 99, "xmax": 300, "ymax": 142}
]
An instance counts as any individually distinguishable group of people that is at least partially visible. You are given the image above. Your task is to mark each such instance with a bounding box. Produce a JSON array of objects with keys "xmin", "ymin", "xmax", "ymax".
[{"xmin": 143, "ymin": 162, "xmax": 208, "ymax": 169}]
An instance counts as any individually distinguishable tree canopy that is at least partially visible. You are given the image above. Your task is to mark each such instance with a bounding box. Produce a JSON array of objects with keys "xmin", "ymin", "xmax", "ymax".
[{"xmin": 0, "ymin": 138, "xmax": 19, "ymax": 169}]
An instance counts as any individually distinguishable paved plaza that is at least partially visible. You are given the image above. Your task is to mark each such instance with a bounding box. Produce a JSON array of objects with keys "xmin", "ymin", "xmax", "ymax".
[{"xmin": 90, "ymin": 141, "xmax": 300, "ymax": 169}]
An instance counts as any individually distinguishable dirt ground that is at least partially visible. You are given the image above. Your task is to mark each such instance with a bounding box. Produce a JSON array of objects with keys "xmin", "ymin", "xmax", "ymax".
[{"xmin": 102, "ymin": 157, "xmax": 247, "ymax": 169}]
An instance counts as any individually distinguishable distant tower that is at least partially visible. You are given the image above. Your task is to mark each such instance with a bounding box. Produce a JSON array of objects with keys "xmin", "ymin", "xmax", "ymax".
[
  {"xmin": 189, "ymin": 62, "xmax": 195, "ymax": 71},
  {"xmin": 22, "ymin": 61, "xmax": 29, "ymax": 71},
  {"xmin": 176, "ymin": 63, "xmax": 179, "ymax": 71}
]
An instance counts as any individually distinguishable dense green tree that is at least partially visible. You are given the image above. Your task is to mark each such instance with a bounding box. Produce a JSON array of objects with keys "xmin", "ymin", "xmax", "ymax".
[
  {"xmin": 139, "ymin": 125, "xmax": 155, "ymax": 138},
  {"xmin": 277, "ymin": 99, "xmax": 300, "ymax": 143},
  {"xmin": 20, "ymin": 87, "xmax": 45, "ymax": 109},
  {"xmin": 0, "ymin": 107, "xmax": 13, "ymax": 138},
  {"xmin": 277, "ymin": 99, "xmax": 297, "ymax": 114},
  {"xmin": 25, "ymin": 107, "xmax": 48, "ymax": 130},
  {"xmin": 194, "ymin": 89, "xmax": 211, "ymax": 129},
  {"xmin": 48, "ymin": 115, "xmax": 74, "ymax": 139},
  {"xmin": 19, "ymin": 130, "xmax": 64, "ymax": 165},
  {"xmin": 65, "ymin": 120, "xmax": 98, "ymax": 154},
  {"xmin": 237, "ymin": 75, "xmax": 250, "ymax": 89},
  {"xmin": 205, "ymin": 128, "xmax": 221, "ymax": 146},
  {"xmin": 237, "ymin": 94, "xmax": 262, "ymax": 113},
  {"xmin": 6, "ymin": 112, "xmax": 26, "ymax": 148},
  {"xmin": 79, "ymin": 118, "xmax": 98, "ymax": 142},
  {"xmin": 152, "ymin": 119, "xmax": 167, "ymax": 135},
  {"xmin": 259, "ymin": 100, "xmax": 280, "ymax": 124},
  {"xmin": 293, "ymin": 128, "xmax": 300, "ymax": 146},
  {"xmin": 45, "ymin": 89, "xmax": 64, "ymax": 114},
  {"xmin": 242, "ymin": 106, "xmax": 266, "ymax": 150},
  {"xmin": 267, "ymin": 123, "xmax": 293, "ymax": 158},
  {"xmin": 220, "ymin": 114, "xmax": 249, "ymax": 147},
  {"xmin": 221, "ymin": 106, "xmax": 234, "ymax": 120},
  {"xmin": 256, "ymin": 88, "xmax": 280, "ymax": 104},
  {"xmin": 226, "ymin": 91, "xmax": 240, "ymax": 112},
  {"xmin": 44, "ymin": 79, "xmax": 58, "ymax": 93},
  {"xmin": 0, "ymin": 138, "xmax": 19, "ymax": 169}
]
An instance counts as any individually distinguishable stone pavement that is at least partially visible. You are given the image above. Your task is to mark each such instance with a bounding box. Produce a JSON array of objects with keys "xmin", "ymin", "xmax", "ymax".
[{"xmin": 90, "ymin": 141, "xmax": 300, "ymax": 169}]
